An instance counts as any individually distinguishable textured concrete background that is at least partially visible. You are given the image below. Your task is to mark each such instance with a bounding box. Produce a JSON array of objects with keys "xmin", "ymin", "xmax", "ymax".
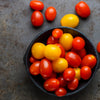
[{"xmin": 0, "ymin": 0, "xmax": 100, "ymax": 100}]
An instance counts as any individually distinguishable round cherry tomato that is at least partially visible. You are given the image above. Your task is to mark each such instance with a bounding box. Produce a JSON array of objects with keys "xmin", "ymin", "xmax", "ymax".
[
  {"xmin": 29, "ymin": 61, "xmax": 40, "ymax": 75},
  {"xmin": 65, "ymin": 52, "xmax": 81, "ymax": 68},
  {"xmin": 29, "ymin": 56, "xmax": 36, "ymax": 63},
  {"xmin": 40, "ymin": 58, "xmax": 53, "ymax": 78},
  {"xmin": 52, "ymin": 29, "xmax": 63, "ymax": 39},
  {"xmin": 63, "ymin": 68, "xmax": 75, "ymax": 81},
  {"xmin": 30, "ymin": 0, "xmax": 44, "ymax": 11},
  {"xmin": 56, "ymin": 43, "xmax": 65, "ymax": 57},
  {"xmin": 44, "ymin": 44, "xmax": 61, "ymax": 61},
  {"xmin": 67, "ymin": 78, "xmax": 79, "ymax": 91},
  {"xmin": 31, "ymin": 11, "xmax": 44, "ymax": 27},
  {"xmin": 47, "ymin": 36, "xmax": 59, "ymax": 45},
  {"xmin": 55, "ymin": 88, "xmax": 67, "ymax": 97},
  {"xmin": 57, "ymin": 76, "xmax": 67, "ymax": 87},
  {"xmin": 44, "ymin": 78, "xmax": 60, "ymax": 91},
  {"xmin": 81, "ymin": 54, "xmax": 97, "ymax": 69},
  {"xmin": 75, "ymin": 1, "xmax": 90, "ymax": 18},
  {"xmin": 97, "ymin": 42, "xmax": 100, "ymax": 53},
  {"xmin": 74, "ymin": 68, "xmax": 81, "ymax": 80},
  {"xmin": 72, "ymin": 37, "xmax": 85, "ymax": 50},
  {"xmin": 45, "ymin": 7, "xmax": 57, "ymax": 21},
  {"xmin": 80, "ymin": 66, "xmax": 92, "ymax": 80}
]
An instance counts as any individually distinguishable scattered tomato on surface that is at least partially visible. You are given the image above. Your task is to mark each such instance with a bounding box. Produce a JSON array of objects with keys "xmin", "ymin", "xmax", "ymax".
[
  {"xmin": 75, "ymin": 1, "xmax": 90, "ymax": 18},
  {"xmin": 97, "ymin": 42, "xmax": 100, "ymax": 53}
]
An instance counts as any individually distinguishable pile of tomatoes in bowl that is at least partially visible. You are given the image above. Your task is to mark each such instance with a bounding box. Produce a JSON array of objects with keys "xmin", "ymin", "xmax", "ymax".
[{"xmin": 28, "ymin": 28, "xmax": 97, "ymax": 97}]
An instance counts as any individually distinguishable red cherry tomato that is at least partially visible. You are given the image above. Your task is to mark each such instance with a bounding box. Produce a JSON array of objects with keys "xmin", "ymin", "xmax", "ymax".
[
  {"xmin": 40, "ymin": 58, "xmax": 53, "ymax": 78},
  {"xmin": 52, "ymin": 29, "xmax": 63, "ymax": 39},
  {"xmin": 63, "ymin": 68, "xmax": 75, "ymax": 81},
  {"xmin": 57, "ymin": 76, "xmax": 67, "ymax": 87},
  {"xmin": 80, "ymin": 66, "xmax": 92, "ymax": 80},
  {"xmin": 47, "ymin": 36, "xmax": 59, "ymax": 45},
  {"xmin": 29, "ymin": 56, "xmax": 36, "ymax": 63},
  {"xmin": 55, "ymin": 88, "xmax": 67, "ymax": 97},
  {"xmin": 75, "ymin": 1, "xmax": 90, "ymax": 18},
  {"xmin": 44, "ymin": 78, "xmax": 60, "ymax": 91},
  {"xmin": 65, "ymin": 52, "xmax": 81, "ymax": 68},
  {"xmin": 81, "ymin": 54, "xmax": 97, "ymax": 69},
  {"xmin": 56, "ymin": 43, "xmax": 65, "ymax": 57},
  {"xmin": 29, "ymin": 61, "xmax": 40, "ymax": 75},
  {"xmin": 31, "ymin": 11, "xmax": 44, "ymax": 27},
  {"xmin": 45, "ymin": 7, "xmax": 57, "ymax": 21},
  {"xmin": 72, "ymin": 37, "xmax": 85, "ymax": 50},
  {"xmin": 67, "ymin": 78, "xmax": 79, "ymax": 90},
  {"xmin": 30, "ymin": 0, "xmax": 44, "ymax": 11},
  {"xmin": 97, "ymin": 42, "xmax": 100, "ymax": 53}
]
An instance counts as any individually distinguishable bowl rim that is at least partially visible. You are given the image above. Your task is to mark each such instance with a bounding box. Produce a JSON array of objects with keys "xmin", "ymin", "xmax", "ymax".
[{"xmin": 23, "ymin": 26, "xmax": 99, "ymax": 97}]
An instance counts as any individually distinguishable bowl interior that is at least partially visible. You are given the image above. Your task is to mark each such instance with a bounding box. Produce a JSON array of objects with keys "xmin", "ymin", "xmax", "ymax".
[{"xmin": 24, "ymin": 27, "xmax": 99, "ymax": 96}]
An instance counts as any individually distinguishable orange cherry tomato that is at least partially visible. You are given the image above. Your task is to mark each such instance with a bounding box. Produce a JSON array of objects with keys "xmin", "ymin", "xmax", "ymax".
[
  {"xmin": 29, "ymin": 56, "xmax": 36, "ymax": 63},
  {"xmin": 97, "ymin": 42, "xmax": 100, "ymax": 53}
]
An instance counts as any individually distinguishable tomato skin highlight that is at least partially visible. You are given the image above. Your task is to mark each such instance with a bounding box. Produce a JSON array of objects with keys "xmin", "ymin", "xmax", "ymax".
[
  {"xmin": 44, "ymin": 78, "xmax": 60, "ymax": 91},
  {"xmin": 75, "ymin": 1, "xmax": 90, "ymax": 18},
  {"xmin": 40, "ymin": 59, "xmax": 53, "ymax": 78},
  {"xmin": 30, "ymin": 0, "xmax": 44, "ymax": 11},
  {"xmin": 55, "ymin": 88, "xmax": 67, "ymax": 97},
  {"xmin": 80, "ymin": 66, "xmax": 92, "ymax": 80},
  {"xmin": 97, "ymin": 42, "xmax": 100, "ymax": 53}
]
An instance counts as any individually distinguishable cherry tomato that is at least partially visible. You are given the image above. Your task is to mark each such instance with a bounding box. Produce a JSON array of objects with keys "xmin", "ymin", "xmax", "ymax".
[
  {"xmin": 67, "ymin": 78, "xmax": 79, "ymax": 91},
  {"xmin": 55, "ymin": 88, "xmax": 67, "ymax": 97},
  {"xmin": 40, "ymin": 59, "xmax": 53, "ymax": 78},
  {"xmin": 29, "ymin": 56, "xmax": 36, "ymax": 63},
  {"xmin": 63, "ymin": 68, "xmax": 75, "ymax": 81},
  {"xmin": 80, "ymin": 66, "xmax": 92, "ymax": 80},
  {"xmin": 72, "ymin": 37, "xmax": 85, "ymax": 50},
  {"xmin": 30, "ymin": 0, "xmax": 44, "ymax": 11},
  {"xmin": 75, "ymin": 1, "xmax": 90, "ymax": 18},
  {"xmin": 56, "ymin": 43, "xmax": 65, "ymax": 57},
  {"xmin": 31, "ymin": 11, "xmax": 44, "ymax": 27},
  {"xmin": 47, "ymin": 36, "xmax": 59, "ymax": 45},
  {"xmin": 57, "ymin": 76, "xmax": 67, "ymax": 87},
  {"xmin": 44, "ymin": 78, "xmax": 60, "ymax": 91},
  {"xmin": 65, "ymin": 52, "xmax": 81, "ymax": 68},
  {"xmin": 29, "ymin": 61, "xmax": 40, "ymax": 75},
  {"xmin": 52, "ymin": 29, "xmax": 63, "ymax": 39},
  {"xmin": 45, "ymin": 7, "xmax": 57, "ymax": 21},
  {"xmin": 74, "ymin": 68, "xmax": 81, "ymax": 80},
  {"xmin": 81, "ymin": 54, "xmax": 97, "ymax": 69},
  {"xmin": 97, "ymin": 42, "xmax": 100, "ymax": 53}
]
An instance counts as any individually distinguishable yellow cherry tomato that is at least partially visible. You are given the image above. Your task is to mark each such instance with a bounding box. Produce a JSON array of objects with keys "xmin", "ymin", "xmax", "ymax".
[
  {"xmin": 31, "ymin": 42, "xmax": 45, "ymax": 59},
  {"xmin": 74, "ymin": 68, "xmax": 81, "ymax": 80},
  {"xmin": 61, "ymin": 14, "xmax": 79, "ymax": 28},
  {"xmin": 59, "ymin": 33, "xmax": 73, "ymax": 51},
  {"xmin": 52, "ymin": 58, "xmax": 68, "ymax": 73},
  {"xmin": 44, "ymin": 44, "xmax": 61, "ymax": 61}
]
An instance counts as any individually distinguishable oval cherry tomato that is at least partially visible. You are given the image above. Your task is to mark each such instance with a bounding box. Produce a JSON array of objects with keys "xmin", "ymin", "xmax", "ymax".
[
  {"xmin": 44, "ymin": 78, "xmax": 60, "ymax": 91},
  {"xmin": 56, "ymin": 43, "xmax": 65, "ymax": 57},
  {"xmin": 31, "ymin": 11, "xmax": 44, "ymax": 27},
  {"xmin": 75, "ymin": 1, "xmax": 90, "ymax": 18},
  {"xmin": 45, "ymin": 7, "xmax": 57, "ymax": 21},
  {"xmin": 63, "ymin": 68, "xmax": 75, "ymax": 81},
  {"xmin": 29, "ymin": 56, "xmax": 36, "ymax": 63},
  {"xmin": 40, "ymin": 58, "xmax": 53, "ymax": 78},
  {"xmin": 30, "ymin": 0, "xmax": 44, "ymax": 11},
  {"xmin": 47, "ymin": 36, "xmax": 59, "ymax": 45},
  {"xmin": 55, "ymin": 88, "xmax": 67, "ymax": 97},
  {"xmin": 52, "ymin": 29, "xmax": 63, "ymax": 39},
  {"xmin": 74, "ymin": 68, "xmax": 81, "ymax": 80},
  {"xmin": 72, "ymin": 37, "xmax": 85, "ymax": 50},
  {"xmin": 97, "ymin": 42, "xmax": 100, "ymax": 53},
  {"xmin": 29, "ymin": 61, "xmax": 40, "ymax": 75},
  {"xmin": 67, "ymin": 78, "xmax": 79, "ymax": 91},
  {"xmin": 80, "ymin": 66, "xmax": 92, "ymax": 80},
  {"xmin": 65, "ymin": 52, "xmax": 81, "ymax": 68},
  {"xmin": 57, "ymin": 76, "xmax": 67, "ymax": 87},
  {"xmin": 81, "ymin": 54, "xmax": 97, "ymax": 69}
]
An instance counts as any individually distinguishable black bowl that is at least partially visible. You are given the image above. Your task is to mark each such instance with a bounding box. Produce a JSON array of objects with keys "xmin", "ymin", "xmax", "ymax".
[{"xmin": 23, "ymin": 26, "xmax": 99, "ymax": 96}]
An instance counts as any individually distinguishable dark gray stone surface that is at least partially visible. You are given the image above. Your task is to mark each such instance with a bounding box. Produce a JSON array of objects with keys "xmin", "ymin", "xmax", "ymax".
[{"xmin": 0, "ymin": 0, "xmax": 100, "ymax": 100}]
